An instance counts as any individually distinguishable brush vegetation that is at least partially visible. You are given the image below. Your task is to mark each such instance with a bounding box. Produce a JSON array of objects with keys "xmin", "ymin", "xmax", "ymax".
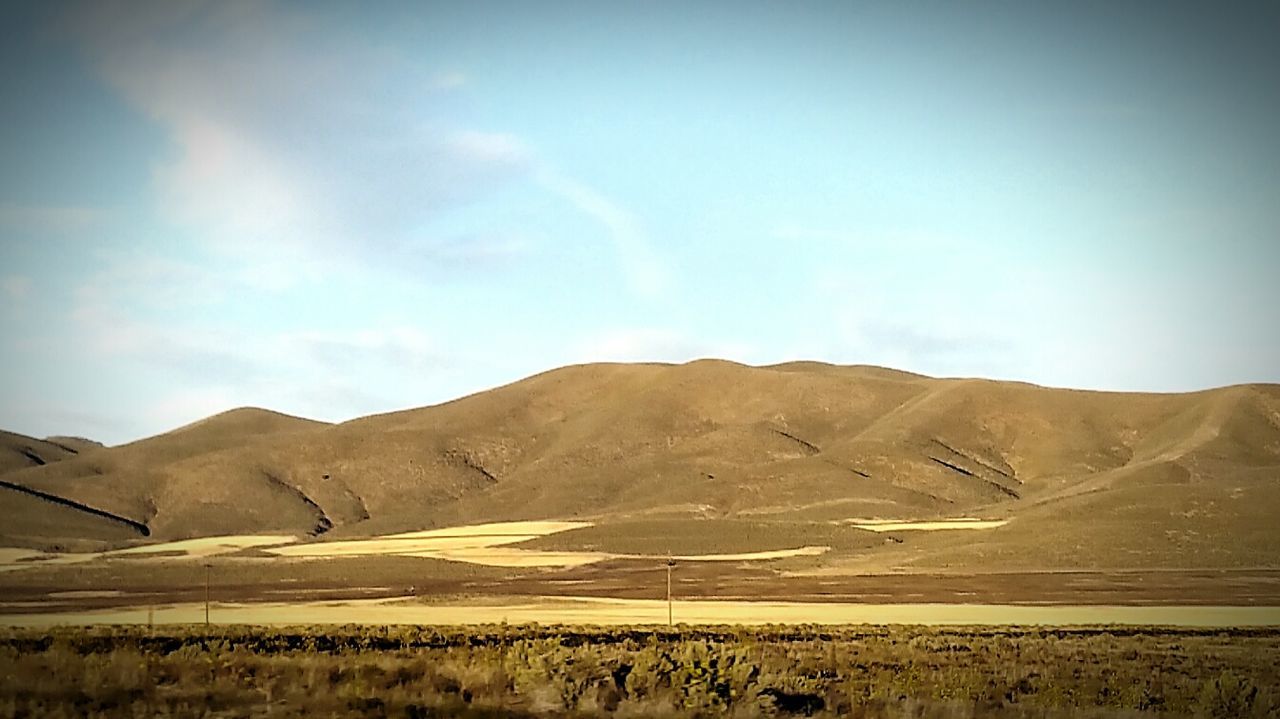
[{"xmin": 1, "ymin": 625, "xmax": 1277, "ymax": 717}]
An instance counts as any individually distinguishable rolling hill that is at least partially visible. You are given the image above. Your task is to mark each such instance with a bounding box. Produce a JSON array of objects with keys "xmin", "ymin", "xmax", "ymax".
[
  {"xmin": 2, "ymin": 360, "xmax": 1278, "ymax": 570},
  {"xmin": 0, "ymin": 431, "xmax": 100, "ymax": 475}
]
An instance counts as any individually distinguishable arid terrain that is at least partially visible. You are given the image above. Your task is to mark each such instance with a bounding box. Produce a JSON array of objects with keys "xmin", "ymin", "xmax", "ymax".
[
  {"xmin": 3, "ymin": 360, "xmax": 1280, "ymax": 621},
  {"xmin": 4, "ymin": 624, "xmax": 1279, "ymax": 717}
]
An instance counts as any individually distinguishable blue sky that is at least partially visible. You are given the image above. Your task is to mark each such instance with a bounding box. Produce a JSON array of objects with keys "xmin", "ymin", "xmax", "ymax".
[{"xmin": 2, "ymin": 1, "xmax": 1278, "ymax": 444}]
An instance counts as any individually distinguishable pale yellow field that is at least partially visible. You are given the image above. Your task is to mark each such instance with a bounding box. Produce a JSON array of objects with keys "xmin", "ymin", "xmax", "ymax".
[
  {"xmin": 844, "ymin": 518, "xmax": 1009, "ymax": 532},
  {"xmin": 382, "ymin": 521, "xmax": 594, "ymax": 539},
  {"xmin": 263, "ymin": 521, "xmax": 830, "ymax": 567},
  {"xmin": 265, "ymin": 520, "xmax": 589, "ymax": 561},
  {"xmin": 108, "ymin": 535, "xmax": 298, "ymax": 557},
  {"xmin": 5, "ymin": 596, "xmax": 1279, "ymax": 628},
  {"xmin": 0, "ymin": 549, "xmax": 41, "ymax": 572},
  {"xmin": 265, "ymin": 535, "xmax": 543, "ymax": 557},
  {"xmin": 0, "ymin": 515, "xmax": 973, "ymax": 572},
  {"xmin": 397, "ymin": 545, "xmax": 831, "ymax": 567},
  {"xmin": 399, "ymin": 547, "xmax": 613, "ymax": 568},
  {"xmin": 2, "ymin": 520, "xmax": 837, "ymax": 571},
  {"xmin": 0, "ymin": 535, "xmax": 298, "ymax": 572},
  {"xmin": 670, "ymin": 546, "xmax": 829, "ymax": 561},
  {"xmin": 0, "ymin": 551, "xmax": 98, "ymax": 570}
]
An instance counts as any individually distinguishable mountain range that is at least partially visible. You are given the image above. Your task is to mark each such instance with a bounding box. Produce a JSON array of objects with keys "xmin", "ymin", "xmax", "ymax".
[{"xmin": 3, "ymin": 360, "xmax": 1278, "ymax": 571}]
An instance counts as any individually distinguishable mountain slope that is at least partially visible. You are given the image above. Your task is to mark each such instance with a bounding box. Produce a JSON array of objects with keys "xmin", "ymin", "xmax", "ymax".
[
  {"xmin": 0, "ymin": 408, "xmax": 331, "ymax": 546},
  {"xmin": 2, "ymin": 362, "xmax": 1277, "ymax": 569},
  {"xmin": 0, "ymin": 431, "xmax": 99, "ymax": 475}
]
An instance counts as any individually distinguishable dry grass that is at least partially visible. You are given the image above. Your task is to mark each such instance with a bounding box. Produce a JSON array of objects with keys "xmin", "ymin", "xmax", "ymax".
[
  {"xmin": 0, "ymin": 431, "xmax": 82, "ymax": 475},
  {"xmin": 513, "ymin": 519, "xmax": 884, "ymax": 556},
  {"xmin": 1, "ymin": 624, "xmax": 1278, "ymax": 717}
]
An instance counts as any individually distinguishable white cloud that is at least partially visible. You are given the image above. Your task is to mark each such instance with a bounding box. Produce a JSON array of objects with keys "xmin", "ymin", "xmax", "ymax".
[
  {"xmin": 73, "ymin": 252, "xmax": 239, "ymax": 310},
  {"xmin": 538, "ymin": 171, "xmax": 669, "ymax": 297},
  {"xmin": 790, "ymin": 239, "xmax": 1033, "ymax": 380},
  {"xmin": 69, "ymin": 297, "xmax": 458, "ymax": 430},
  {"xmin": 72, "ymin": 297, "xmax": 446, "ymax": 385},
  {"xmin": 284, "ymin": 326, "xmax": 446, "ymax": 376},
  {"xmin": 432, "ymin": 71, "xmax": 468, "ymax": 90},
  {"xmin": 448, "ymin": 130, "xmax": 529, "ymax": 166},
  {"xmin": 414, "ymin": 232, "xmax": 530, "ymax": 268},
  {"xmin": 151, "ymin": 117, "xmax": 312, "ymax": 254},
  {"xmin": 67, "ymin": 1, "xmax": 531, "ymax": 279},
  {"xmin": 130, "ymin": 325, "xmax": 450, "ymax": 431}
]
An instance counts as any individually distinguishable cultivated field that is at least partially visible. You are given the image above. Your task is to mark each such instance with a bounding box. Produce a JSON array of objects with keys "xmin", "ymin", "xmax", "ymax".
[{"xmin": 1, "ymin": 624, "xmax": 1277, "ymax": 717}]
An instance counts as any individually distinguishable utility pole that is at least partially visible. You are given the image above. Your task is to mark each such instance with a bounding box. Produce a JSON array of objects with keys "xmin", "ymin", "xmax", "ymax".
[
  {"xmin": 203, "ymin": 563, "xmax": 211, "ymax": 626},
  {"xmin": 666, "ymin": 555, "xmax": 676, "ymax": 626}
]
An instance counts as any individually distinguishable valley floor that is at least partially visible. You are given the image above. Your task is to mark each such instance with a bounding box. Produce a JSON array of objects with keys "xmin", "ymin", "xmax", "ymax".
[
  {"xmin": 4, "ymin": 520, "xmax": 1278, "ymax": 627},
  {"xmin": 4, "ymin": 561, "xmax": 1280, "ymax": 625}
]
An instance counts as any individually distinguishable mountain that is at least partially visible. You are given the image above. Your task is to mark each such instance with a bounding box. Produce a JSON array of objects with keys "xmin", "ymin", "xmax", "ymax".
[
  {"xmin": 0, "ymin": 431, "xmax": 101, "ymax": 475},
  {"xmin": 2, "ymin": 361, "xmax": 1278, "ymax": 569},
  {"xmin": 0, "ymin": 408, "xmax": 329, "ymax": 548}
]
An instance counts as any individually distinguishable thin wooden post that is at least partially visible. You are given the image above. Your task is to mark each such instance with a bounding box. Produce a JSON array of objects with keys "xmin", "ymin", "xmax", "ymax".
[
  {"xmin": 204, "ymin": 563, "xmax": 211, "ymax": 626},
  {"xmin": 666, "ymin": 556, "xmax": 675, "ymax": 626}
]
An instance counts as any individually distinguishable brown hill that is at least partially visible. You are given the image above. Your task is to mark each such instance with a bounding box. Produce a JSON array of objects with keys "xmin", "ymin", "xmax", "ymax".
[
  {"xmin": 2, "ymin": 362, "xmax": 1278, "ymax": 569},
  {"xmin": 42, "ymin": 436, "xmax": 105, "ymax": 454},
  {"xmin": 0, "ymin": 408, "xmax": 330, "ymax": 547},
  {"xmin": 0, "ymin": 431, "xmax": 100, "ymax": 475}
]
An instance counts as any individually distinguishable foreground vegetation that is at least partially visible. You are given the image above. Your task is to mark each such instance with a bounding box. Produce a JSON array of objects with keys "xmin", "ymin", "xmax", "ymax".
[{"xmin": 1, "ymin": 624, "xmax": 1277, "ymax": 717}]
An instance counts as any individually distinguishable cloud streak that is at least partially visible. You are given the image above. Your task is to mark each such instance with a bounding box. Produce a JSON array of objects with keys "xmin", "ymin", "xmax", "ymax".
[
  {"xmin": 71, "ymin": 298, "xmax": 456, "ymax": 430},
  {"xmin": 538, "ymin": 171, "xmax": 669, "ymax": 297},
  {"xmin": 67, "ymin": 0, "xmax": 532, "ymax": 279}
]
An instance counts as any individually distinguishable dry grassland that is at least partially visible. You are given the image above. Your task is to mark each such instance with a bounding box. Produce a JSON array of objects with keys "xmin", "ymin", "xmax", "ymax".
[{"xmin": 1, "ymin": 624, "xmax": 1277, "ymax": 717}]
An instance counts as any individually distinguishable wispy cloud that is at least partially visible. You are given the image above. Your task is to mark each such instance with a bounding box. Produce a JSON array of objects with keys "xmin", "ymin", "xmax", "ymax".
[
  {"xmin": 70, "ymin": 297, "xmax": 457, "ymax": 429},
  {"xmin": 538, "ymin": 171, "xmax": 669, "ymax": 297},
  {"xmin": 73, "ymin": 252, "xmax": 241, "ymax": 309},
  {"xmin": 62, "ymin": 2, "xmax": 667, "ymax": 299},
  {"xmin": 447, "ymin": 130, "xmax": 529, "ymax": 166},
  {"xmin": 66, "ymin": 1, "xmax": 531, "ymax": 279},
  {"xmin": 414, "ymin": 232, "xmax": 530, "ymax": 269},
  {"xmin": 786, "ymin": 230, "xmax": 1032, "ymax": 379},
  {"xmin": 431, "ymin": 70, "xmax": 468, "ymax": 90}
]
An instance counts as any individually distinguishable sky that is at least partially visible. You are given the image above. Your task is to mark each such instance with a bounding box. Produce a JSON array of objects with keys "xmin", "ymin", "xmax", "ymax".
[{"xmin": 2, "ymin": 1, "xmax": 1278, "ymax": 445}]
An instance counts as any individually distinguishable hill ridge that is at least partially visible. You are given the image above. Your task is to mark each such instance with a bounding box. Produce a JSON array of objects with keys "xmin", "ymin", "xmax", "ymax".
[{"xmin": 2, "ymin": 361, "xmax": 1277, "ymax": 570}]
